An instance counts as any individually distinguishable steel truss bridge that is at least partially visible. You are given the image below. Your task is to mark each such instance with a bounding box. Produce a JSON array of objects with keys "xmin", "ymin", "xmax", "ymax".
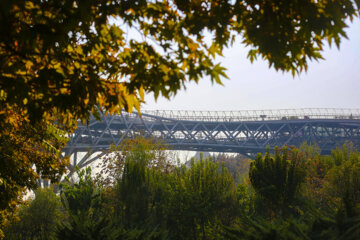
[{"xmin": 64, "ymin": 108, "xmax": 360, "ymax": 170}]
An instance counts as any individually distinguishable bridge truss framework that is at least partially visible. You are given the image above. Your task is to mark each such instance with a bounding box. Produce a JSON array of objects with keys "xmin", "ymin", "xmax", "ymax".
[{"xmin": 63, "ymin": 108, "xmax": 360, "ymax": 171}]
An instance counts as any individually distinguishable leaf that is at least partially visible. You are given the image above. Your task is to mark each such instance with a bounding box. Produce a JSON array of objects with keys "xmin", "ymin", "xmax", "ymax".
[{"xmin": 139, "ymin": 86, "xmax": 145, "ymax": 102}]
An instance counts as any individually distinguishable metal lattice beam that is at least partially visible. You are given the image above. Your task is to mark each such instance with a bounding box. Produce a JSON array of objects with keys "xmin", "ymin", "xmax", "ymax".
[{"xmin": 64, "ymin": 109, "xmax": 360, "ymax": 169}]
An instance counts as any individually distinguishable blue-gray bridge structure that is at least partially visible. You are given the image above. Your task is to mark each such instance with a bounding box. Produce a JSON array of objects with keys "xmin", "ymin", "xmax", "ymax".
[{"xmin": 64, "ymin": 108, "xmax": 360, "ymax": 171}]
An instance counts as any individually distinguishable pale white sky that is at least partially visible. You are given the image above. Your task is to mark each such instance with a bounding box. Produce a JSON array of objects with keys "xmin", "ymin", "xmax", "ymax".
[{"xmin": 144, "ymin": 21, "xmax": 360, "ymax": 111}]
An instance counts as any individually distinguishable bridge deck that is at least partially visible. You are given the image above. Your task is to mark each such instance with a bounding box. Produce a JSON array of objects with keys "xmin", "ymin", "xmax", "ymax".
[{"xmin": 142, "ymin": 108, "xmax": 360, "ymax": 122}]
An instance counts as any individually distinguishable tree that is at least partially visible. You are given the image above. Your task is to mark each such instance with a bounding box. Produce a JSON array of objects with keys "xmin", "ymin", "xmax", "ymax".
[
  {"xmin": 97, "ymin": 137, "xmax": 173, "ymax": 186},
  {"xmin": 0, "ymin": 111, "xmax": 69, "ymax": 238},
  {"xmin": 249, "ymin": 147, "xmax": 306, "ymax": 218},
  {"xmin": 324, "ymin": 144, "xmax": 360, "ymax": 218},
  {"xmin": 167, "ymin": 157, "xmax": 237, "ymax": 239},
  {"xmin": 57, "ymin": 167, "xmax": 116, "ymax": 240},
  {"xmin": 215, "ymin": 153, "xmax": 251, "ymax": 184},
  {"xmin": 102, "ymin": 138, "xmax": 173, "ymax": 237},
  {"xmin": 1, "ymin": 0, "xmax": 359, "ymax": 233},
  {"xmin": 1, "ymin": 0, "xmax": 359, "ymax": 123},
  {"xmin": 299, "ymin": 143, "xmax": 335, "ymax": 209},
  {"xmin": 3, "ymin": 188, "xmax": 65, "ymax": 240}
]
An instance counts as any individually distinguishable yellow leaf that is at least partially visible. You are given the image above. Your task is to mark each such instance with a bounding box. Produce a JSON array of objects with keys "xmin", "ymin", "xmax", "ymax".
[
  {"xmin": 60, "ymin": 88, "xmax": 68, "ymax": 94},
  {"xmin": 139, "ymin": 86, "xmax": 145, "ymax": 101},
  {"xmin": 126, "ymin": 95, "xmax": 134, "ymax": 112},
  {"xmin": 25, "ymin": 61, "xmax": 33, "ymax": 71},
  {"xmin": 134, "ymin": 99, "xmax": 141, "ymax": 114},
  {"xmin": 160, "ymin": 65, "xmax": 170, "ymax": 74},
  {"xmin": 25, "ymin": 1, "xmax": 35, "ymax": 9},
  {"xmin": 188, "ymin": 42, "xmax": 199, "ymax": 52},
  {"xmin": 74, "ymin": 62, "xmax": 80, "ymax": 69},
  {"xmin": 67, "ymin": 45, "xmax": 73, "ymax": 52}
]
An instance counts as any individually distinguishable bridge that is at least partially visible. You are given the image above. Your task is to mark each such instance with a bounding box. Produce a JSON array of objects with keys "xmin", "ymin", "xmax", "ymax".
[{"xmin": 63, "ymin": 108, "xmax": 360, "ymax": 170}]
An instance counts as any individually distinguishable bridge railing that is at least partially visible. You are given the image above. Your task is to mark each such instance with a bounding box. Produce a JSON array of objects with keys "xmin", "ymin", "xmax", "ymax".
[{"xmin": 138, "ymin": 108, "xmax": 360, "ymax": 122}]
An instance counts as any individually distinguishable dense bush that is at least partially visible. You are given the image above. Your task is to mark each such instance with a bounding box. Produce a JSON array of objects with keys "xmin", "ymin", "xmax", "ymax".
[
  {"xmin": 4, "ymin": 188, "xmax": 64, "ymax": 240},
  {"xmin": 3, "ymin": 141, "xmax": 360, "ymax": 240}
]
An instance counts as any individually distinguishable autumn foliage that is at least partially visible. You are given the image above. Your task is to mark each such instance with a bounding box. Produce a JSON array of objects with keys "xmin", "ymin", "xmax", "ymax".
[{"xmin": 1, "ymin": 0, "xmax": 360, "ymax": 238}]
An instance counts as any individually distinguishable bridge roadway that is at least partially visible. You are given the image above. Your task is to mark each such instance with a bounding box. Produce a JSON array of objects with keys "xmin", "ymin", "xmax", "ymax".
[{"xmin": 63, "ymin": 108, "xmax": 360, "ymax": 170}]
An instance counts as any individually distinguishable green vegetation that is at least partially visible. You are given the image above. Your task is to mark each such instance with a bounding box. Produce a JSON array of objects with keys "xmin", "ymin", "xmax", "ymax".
[
  {"xmin": 215, "ymin": 153, "xmax": 251, "ymax": 184},
  {"xmin": 4, "ymin": 188, "xmax": 65, "ymax": 240},
  {"xmin": 1, "ymin": 1, "xmax": 359, "ymax": 233},
  {"xmin": 3, "ymin": 140, "xmax": 360, "ymax": 239},
  {"xmin": 249, "ymin": 147, "xmax": 306, "ymax": 218},
  {"xmin": 1, "ymin": 0, "xmax": 360, "ymax": 238},
  {"xmin": 2, "ymin": 0, "xmax": 358, "ymax": 123}
]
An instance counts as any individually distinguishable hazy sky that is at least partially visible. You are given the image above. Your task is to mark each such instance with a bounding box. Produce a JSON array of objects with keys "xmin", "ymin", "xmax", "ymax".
[{"xmin": 144, "ymin": 21, "xmax": 360, "ymax": 111}]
